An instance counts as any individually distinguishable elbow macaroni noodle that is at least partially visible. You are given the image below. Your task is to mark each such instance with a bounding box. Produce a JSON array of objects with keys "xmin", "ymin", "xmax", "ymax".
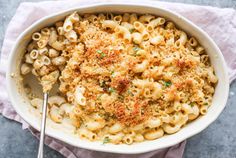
[{"xmin": 21, "ymin": 12, "xmax": 217, "ymax": 144}]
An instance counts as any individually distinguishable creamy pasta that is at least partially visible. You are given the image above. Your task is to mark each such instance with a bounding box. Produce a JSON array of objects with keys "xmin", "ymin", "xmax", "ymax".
[{"xmin": 21, "ymin": 12, "xmax": 217, "ymax": 144}]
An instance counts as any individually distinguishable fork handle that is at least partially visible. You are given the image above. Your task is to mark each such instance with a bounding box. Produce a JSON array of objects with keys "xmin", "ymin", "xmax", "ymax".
[{"xmin": 37, "ymin": 93, "xmax": 49, "ymax": 158}]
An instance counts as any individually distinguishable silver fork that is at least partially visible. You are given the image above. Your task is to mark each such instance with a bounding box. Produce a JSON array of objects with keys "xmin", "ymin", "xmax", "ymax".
[{"xmin": 37, "ymin": 93, "xmax": 49, "ymax": 158}]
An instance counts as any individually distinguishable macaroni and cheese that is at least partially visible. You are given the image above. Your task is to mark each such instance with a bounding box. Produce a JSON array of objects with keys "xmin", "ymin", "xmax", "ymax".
[{"xmin": 21, "ymin": 12, "xmax": 217, "ymax": 144}]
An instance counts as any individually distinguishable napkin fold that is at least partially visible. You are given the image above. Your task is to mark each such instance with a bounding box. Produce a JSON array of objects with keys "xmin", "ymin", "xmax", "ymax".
[{"xmin": 1, "ymin": 0, "xmax": 236, "ymax": 158}]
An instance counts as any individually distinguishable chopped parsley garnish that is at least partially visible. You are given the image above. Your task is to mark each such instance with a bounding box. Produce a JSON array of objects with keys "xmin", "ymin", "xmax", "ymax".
[
  {"xmin": 108, "ymin": 87, "xmax": 116, "ymax": 93},
  {"xmin": 133, "ymin": 46, "xmax": 141, "ymax": 52},
  {"xmin": 131, "ymin": 46, "xmax": 141, "ymax": 56},
  {"xmin": 111, "ymin": 70, "xmax": 115, "ymax": 77},
  {"xmin": 129, "ymin": 28, "xmax": 135, "ymax": 33},
  {"xmin": 96, "ymin": 50, "xmax": 106, "ymax": 58},
  {"xmin": 164, "ymin": 81, "xmax": 172, "ymax": 87},
  {"xmin": 127, "ymin": 90, "xmax": 134, "ymax": 96},
  {"xmin": 190, "ymin": 102, "xmax": 195, "ymax": 107},
  {"xmin": 97, "ymin": 50, "xmax": 102, "ymax": 54},
  {"xmin": 103, "ymin": 137, "xmax": 111, "ymax": 144},
  {"xmin": 101, "ymin": 53, "xmax": 106, "ymax": 58},
  {"xmin": 204, "ymin": 103, "xmax": 208, "ymax": 106}
]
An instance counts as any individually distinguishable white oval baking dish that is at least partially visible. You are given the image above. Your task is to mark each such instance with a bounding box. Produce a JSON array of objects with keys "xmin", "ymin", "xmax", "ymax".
[{"xmin": 6, "ymin": 2, "xmax": 229, "ymax": 154}]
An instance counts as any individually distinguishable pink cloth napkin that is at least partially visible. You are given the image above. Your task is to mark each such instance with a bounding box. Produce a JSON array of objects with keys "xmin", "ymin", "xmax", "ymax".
[{"xmin": 1, "ymin": 0, "xmax": 236, "ymax": 158}]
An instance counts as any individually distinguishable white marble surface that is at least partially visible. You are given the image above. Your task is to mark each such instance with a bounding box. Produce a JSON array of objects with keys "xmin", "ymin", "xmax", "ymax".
[{"xmin": 0, "ymin": 0, "xmax": 236, "ymax": 158}]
